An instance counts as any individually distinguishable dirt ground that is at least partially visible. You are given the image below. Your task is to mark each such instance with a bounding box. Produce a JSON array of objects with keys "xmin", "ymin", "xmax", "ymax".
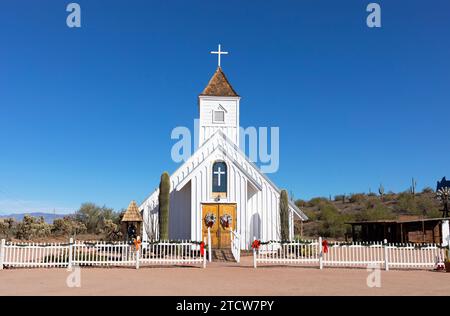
[{"xmin": 1, "ymin": 256, "xmax": 449, "ymax": 296}]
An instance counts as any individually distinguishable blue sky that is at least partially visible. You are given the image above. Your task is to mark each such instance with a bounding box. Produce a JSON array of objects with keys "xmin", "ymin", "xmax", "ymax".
[{"xmin": 0, "ymin": 0, "xmax": 449, "ymax": 214}]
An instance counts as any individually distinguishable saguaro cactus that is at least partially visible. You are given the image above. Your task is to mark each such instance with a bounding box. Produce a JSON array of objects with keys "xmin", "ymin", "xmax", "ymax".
[
  {"xmin": 158, "ymin": 172, "xmax": 170, "ymax": 240},
  {"xmin": 280, "ymin": 190, "xmax": 290, "ymax": 241},
  {"xmin": 378, "ymin": 184, "xmax": 385, "ymax": 201},
  {"xmin": 410, "ymin": 178, "xmax": 417, "ymax": 198}
]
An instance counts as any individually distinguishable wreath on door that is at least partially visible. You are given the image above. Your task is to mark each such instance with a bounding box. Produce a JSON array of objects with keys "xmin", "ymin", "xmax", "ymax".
[
  {"xmin": 220, "ymin": 214, "xmax": 233, "ymax": 228},
  {"xmin": 204, "ymin": 213, "xmax": 217, "ymax": 228}
]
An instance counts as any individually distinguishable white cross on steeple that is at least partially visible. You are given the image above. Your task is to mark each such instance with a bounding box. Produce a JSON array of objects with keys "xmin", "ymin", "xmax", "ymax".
[
  {"xmin": 214, "ymin": 167, "xmax": 226, "ymax": 186},
  {"xmin": 210, "ymin": 44, "xmax": 228, "ymax": 67}
]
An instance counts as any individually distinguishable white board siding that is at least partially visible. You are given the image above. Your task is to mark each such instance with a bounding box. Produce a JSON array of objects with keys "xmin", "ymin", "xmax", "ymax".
[
  {"xmin": 199, "ymin": 97, "xmax": 240, "ymax": 147},
  {"xmin": 169, "ymin": 181, "xmax": 191, "ymax": 240},
  {"xmin": 139, "ymin": 131, "xmax": 307, "ymax": 249}
]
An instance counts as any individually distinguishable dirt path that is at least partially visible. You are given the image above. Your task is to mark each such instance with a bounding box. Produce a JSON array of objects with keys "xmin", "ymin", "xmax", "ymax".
[{"xmin": 1, "ymin": 256, "xmax": 449, "ymax": 295}]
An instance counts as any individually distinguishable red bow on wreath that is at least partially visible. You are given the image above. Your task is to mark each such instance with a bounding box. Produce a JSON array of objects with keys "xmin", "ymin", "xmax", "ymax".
[
  {"xmin": 322, "ymin": 239, "xmax": 328, "ymax": 254},
  {"xmin": 252, "ymin": 240, "xmax": 261, "ymax": 250},
  {"xmin": 200, "ymin": 241, "xmax": 205, "ymax": 256}
]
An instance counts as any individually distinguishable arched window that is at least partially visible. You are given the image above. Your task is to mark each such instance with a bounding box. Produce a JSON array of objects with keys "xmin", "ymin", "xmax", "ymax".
[{"xmin": 212, "ymin": 161, "xmax": 227, "ymax": 197}]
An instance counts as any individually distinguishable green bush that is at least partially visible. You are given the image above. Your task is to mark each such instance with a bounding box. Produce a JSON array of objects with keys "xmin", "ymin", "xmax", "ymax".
[
  {"xmin": 421, "ymin": 187, "xmax": 434, "ymax": 194},
  {"xmin": 15, "ymin": 215, "xmax": 52, "ymax": 240},
  {"xmin": 349, "ymin": 193, "xmax": 367, "ymax": 204},
  {"xmin": 308, "ymin": 197, "xmax": 329, "ymax": 207},
  {"xmin": 357, "ymin": 200, "xmax": 396, "ymax": 221},
  {"xmin": 75, "ymin": 203, "xmax": 120, "ymax": 234},
  {"xmin": 52, "ymin": 216, "xmax": 87, "ymax": 237},
  {"xmin": 317, "ymin": 202, "xmax": 351, "ymax": 238},
  {"xmin": 0, "ymin": 218, "xmax": 16, "ymax": 239}
]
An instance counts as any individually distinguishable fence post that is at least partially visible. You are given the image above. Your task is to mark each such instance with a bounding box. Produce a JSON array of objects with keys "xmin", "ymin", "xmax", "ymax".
[
  {"xmin": 383, "ymin": 239, "xmax": 389, "ymax": 271},
  {"xmin": 0, "ymin": 239, "xmax": 5, "ymax": 270},
  {"xmin": 203, "ymin": 237, "xmax": 207, "ymax": 268},
  {"xmin": 207, "ymin": 227, "xmax": 212, "ymax": 263},
  {"xmin": 253, "ymin": 237, "xmax": 257, "ymax": 269},
  {"xmin": 318, "ymin": 237, "xmax": 323, "ymax": 270},
  {"xmin": 68, "ymin": 238, "xmax": 73, "ymax": 269}
]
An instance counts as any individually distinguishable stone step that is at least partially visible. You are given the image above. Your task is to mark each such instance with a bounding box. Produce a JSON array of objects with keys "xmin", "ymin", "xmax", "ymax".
[{"xmin": 210, "ymin": 249, "xmax": 236, "ymax": 262}]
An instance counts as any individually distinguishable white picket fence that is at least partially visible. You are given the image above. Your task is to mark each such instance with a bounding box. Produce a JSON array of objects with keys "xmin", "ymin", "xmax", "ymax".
[
  {"xmin": 0, "ymin": 238, "xmax": 208, "ymax": 269},
  {"xmin": 253, "ymin": 237, "xmax": 447, "ymax": 270}
]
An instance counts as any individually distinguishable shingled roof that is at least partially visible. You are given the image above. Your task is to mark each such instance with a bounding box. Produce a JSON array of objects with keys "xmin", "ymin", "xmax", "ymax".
[
  {"xmin": 200, "ymin": 67, "xmax": 239, "ymax": 97},
  {"xmin": 121, "ymin": 200, "xmax": 143, "ymax": 222}
]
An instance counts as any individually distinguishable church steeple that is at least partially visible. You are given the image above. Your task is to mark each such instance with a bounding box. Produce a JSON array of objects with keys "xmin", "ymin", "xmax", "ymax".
[
  {"xmin": 198, "ymin": 47, "xmax": 241, "ymax": 147},
  {"xmin": 200, "ymin": 67, "xmax": 239, "ymax": 97}
]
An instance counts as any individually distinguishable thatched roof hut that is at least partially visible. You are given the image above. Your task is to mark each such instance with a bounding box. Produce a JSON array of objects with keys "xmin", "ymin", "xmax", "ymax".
[
  {"xmin": 121, "ymin": 200, "xmax": 143, "ymax": 241},
  {"xmin": 121, "ymin": 200, "xmax": 143, "ymax": 223}
]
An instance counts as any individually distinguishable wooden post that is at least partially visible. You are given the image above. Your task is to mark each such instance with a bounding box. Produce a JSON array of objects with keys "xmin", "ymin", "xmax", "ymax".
[
  {"xmin": 68, "ymin": 238, "xmax": 73, "ymax": 269},
  {"xmin": 207, "ymin": 227, "xmax": 212, "ymax": 262},
  {"xmin": 253, "ymin": 237, "xmax": 257, "ymax": 269},
  {"xmin": 319, "ymin": 237, "xmax": 323, "ymax": 270},
  {"xmin": 0, "ymin": 239, "xmax": 5, "ymax": 270},
  {"xmin": 203, "ymin": 237, "xmax": 207, "ymax": 269},
  {"xmin": 383, "ymin": 239, "xmax": 389, "ymax": 271}
]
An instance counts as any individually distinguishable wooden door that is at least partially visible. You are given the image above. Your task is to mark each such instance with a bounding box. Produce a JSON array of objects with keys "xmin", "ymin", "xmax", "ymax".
[
  {"xmin": 218, "ymin": 204, "xmax": 236, "ymax": 248},
  {"xmin": 202, "ymin": 204, "xmax": 220, "ymax": 248},
  {"xmin": 202, "ymin": 203, "xmax": 236, "ymax": 249}
]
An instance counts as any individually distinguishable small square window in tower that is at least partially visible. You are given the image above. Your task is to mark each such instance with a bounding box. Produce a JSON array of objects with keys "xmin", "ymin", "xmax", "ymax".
[{"xmin": 213, "ymin": 109, "xmax": 225, "ymax": 123}]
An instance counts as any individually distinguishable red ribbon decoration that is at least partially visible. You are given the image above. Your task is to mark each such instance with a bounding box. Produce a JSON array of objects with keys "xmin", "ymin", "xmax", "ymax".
[
  {"xmin": 251, "ymin": 240, "xmax": 261, "ymax": 250},
  {"xmin": 322, "ymin": 239, "xmax": 328, "ymax": 254},
  {"xmin": 200, "ymin": 241, "xmax": 205, "ymax": 256}
]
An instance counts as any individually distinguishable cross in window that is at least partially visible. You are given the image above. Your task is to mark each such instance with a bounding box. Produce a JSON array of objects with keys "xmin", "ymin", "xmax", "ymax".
[{"xmin": 214, "ymin": 167, "xmax": 226, "ymax": 186}]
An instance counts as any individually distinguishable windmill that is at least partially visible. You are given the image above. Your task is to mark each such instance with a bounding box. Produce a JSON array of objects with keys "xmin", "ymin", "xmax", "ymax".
[{"xmin": 436, "ymin": 177, "xmax": 450, "ymax": 218}]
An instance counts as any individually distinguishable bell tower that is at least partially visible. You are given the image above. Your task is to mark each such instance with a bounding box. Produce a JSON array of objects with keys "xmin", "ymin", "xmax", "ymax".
[{"xmin": 198, "ymin": 45, "xmax": 240, "ymax": 147}]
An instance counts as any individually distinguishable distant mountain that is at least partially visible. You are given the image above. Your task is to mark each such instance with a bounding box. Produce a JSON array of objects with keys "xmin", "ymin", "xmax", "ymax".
[{"xmin": 0, "ymin": 212, "xmax": 69, "ymax": 224}]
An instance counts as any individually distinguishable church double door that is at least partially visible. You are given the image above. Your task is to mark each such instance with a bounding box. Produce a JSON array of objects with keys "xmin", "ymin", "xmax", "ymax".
[{"xmin": 202, "ymin": 203, "xmax": 237, "ymax": 249}]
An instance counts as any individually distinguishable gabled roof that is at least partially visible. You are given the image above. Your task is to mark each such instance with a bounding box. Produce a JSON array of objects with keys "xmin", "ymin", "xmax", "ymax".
[
  {"xmin": 200, "ymin": 67, "xmax": 239, "ymax": 97},
  {"xmin": 139, "ymin": 130, "xmax": 308, "ymax": 221},
  {"xmin": 122, "ymin": 200, "xmax": 143, "ymax": 222}
]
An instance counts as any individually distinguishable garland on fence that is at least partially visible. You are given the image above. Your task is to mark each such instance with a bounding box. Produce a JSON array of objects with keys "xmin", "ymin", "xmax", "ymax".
[
  {"xmin": 5, "ymin": 240, "xmax": 207, "ymax": 248},
  {"xmin": 251, "ymin": 239, "xmax": 316, "ymax": 249},
  {"xmin": 6, "ymin": 242, "xmax": 73, "ymax": 247},
  {"xmin": 250, "ymin": 239, "xmax": 449, "ymax": 250},
  {"xmin": 143, "ymin": 240, "xmax": 204, "ymax": 245}
]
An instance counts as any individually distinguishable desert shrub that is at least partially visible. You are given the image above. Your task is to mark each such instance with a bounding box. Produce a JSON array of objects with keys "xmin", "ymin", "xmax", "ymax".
[
  {"xmin": 75, "ymin": 203, "xmax": 120, "ymax": 234},
  {"xmin": 349, "ymin": 193, "xmax": 367, "ymax": 204},
  {"xmin": 422, "ymin": 187, "xmax": 434, "ymax": 194},
  {"xmin": 394, "ymin": 192, "xmax": 440, "ymax": 216},
  {"xmin": 102, "ymin": 219, "xmax": 123, "ymax": 241},
  {"xmin": 334, "ymin": 195, "xmax": 345, "ymax": 202},
  {"xmin": 52, "ymin": 216, "xmax": 87, "ymax": 237},
  {"xmin": 15, "ymin": 215, "xmax": 52, "ymax": 240},
  {"xmin": 357, "ymin": 200, "xmax": 396, "ymax": 221},
  {"xmin": 0, "ymin": 218, "xmax": 16, "ymax": 239},
  {"xmin": 294, "ymin": 199, "xmax": 306, "ymax": 208},
  {"xmin": 317, "ymin": 202, "xmax": 351, "ymax": 238},
  {"xmin": 307, "ymin": 197, "xmax": 329, "ymax": 207}
]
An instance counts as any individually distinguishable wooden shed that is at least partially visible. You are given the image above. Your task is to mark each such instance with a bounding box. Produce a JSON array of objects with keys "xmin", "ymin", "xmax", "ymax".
[{"xmin": 347, "ymin": 217, "xmax": 448, "ymax": 244}]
